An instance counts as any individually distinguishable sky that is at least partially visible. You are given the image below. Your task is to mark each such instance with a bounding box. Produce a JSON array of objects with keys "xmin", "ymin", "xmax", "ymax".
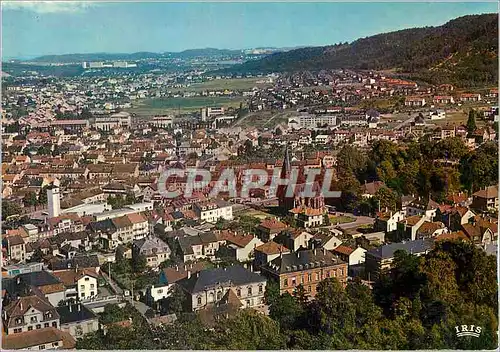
[{"xmin": 2, "ymin": 1, "xmax": 498, "ymax": 59}]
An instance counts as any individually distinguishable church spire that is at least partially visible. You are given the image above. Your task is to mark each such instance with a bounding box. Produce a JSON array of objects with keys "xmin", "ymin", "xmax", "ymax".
[{"xmin": 281, "ymin": 143, "xmax": 291, "ymax": 179}]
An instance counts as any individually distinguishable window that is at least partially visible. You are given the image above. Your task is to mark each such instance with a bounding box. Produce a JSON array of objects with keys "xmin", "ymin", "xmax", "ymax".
[
  {"xmin": 283, "ymin": 278, "xmax": 288, "ymax": 287},
  {"xmin": 81, "ymin": 293, "xmax": 85, "ymax": 298},
  {"xmin": 52, "ymin": 322, "xmax": 57, "ymax": 328},
  {"xmin": 258, "ymin": 285, "xmax": 263, "ymax": 294},
  {"xmin": 315, "ymin": 273, "xmax": 320, "ymax": 281},
  {"xmin": 84, "ymin": 277, "xmax": 90, "ymax": 281},
  {"xmin": 44, "ymin": 323, "xmax": 49, "ymax": 328},
  {"xmin": 291, "ymin": 277, "xmax": 296, "ymax": 286},
  {"xmin": 30, "ymin": 317, "xmax": 38, "ymax": 323},
  {"xmin": 39, "ymin": 345, "xmax": 45, "ymax": 350},
  {"xmin": 340, "ymin": 269, "xmax": 344, "ymax": 276},
  {"xmin": 247, "ymin": 287, "xmax": 252, "ymax": 295},
  {"xmin": 307, "ymin": 273, "xmax": 312, "ymax": 282},
  {"xmin": 246, "ymin": 300, "xmax": 250, "ymax": 307},
  {"xmin": 236, "ymin": 288, "xmax": 241, "ymax": 297},
  {"xmin": 28, "ymin": 326, "xmax": 33, "ymax": 331},
  {"xmin": 157, "ymin": 289, "xmax": 163, "ymax": 294},
  {"xmin": 36, "ymin": 324, "xmax": 41, "ymax": 329},
  {"xmin": 208, "ymin": 292, "xmax": 214, "ymax": 303},
  {"xmin": 91, "ymin": 291, "xmax": 95, "ymax": 296},
  {"xmin": 46, "ymin": 312, "xmax": 52, "ymax": 319},
  {"xmin": 333, "ymin": 270, "xmax": 337, "ymax": 277},
  {"xmin": 90, "ymin": 284, "xmax": 95, "ymax": 289},
  {"xmin": 197, "ymin": 296, "xmax": 202, "ymax": 305},
  {"xmin": 80, "ymin": 285, "xmax": 85, "ymax": 290},
  {"xmin": 53, "ymin": 343, "xmax": 59, "ymax": 347},
  {"xmin": 307, "ymin": 286, "xmax": 311, "ymax": 293},
  {"xmin": 217, "ymin": 291, "xmax": 222, "ymax": 300}
]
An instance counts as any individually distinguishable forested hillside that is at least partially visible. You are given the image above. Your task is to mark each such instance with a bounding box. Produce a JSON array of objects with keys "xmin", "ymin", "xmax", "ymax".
[{"xmin": 224, "ymin": 14, "xmax": 498, "ymax": 87}]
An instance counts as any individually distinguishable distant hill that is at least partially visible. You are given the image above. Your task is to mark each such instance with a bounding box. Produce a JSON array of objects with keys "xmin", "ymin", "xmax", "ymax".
[
  {"xmin": 222, "ymin": 14, "xmax": 498, "ymax": 87},
  {"xmin": 167, "ymin": 48, "xmax": 243, "ymax": 58},
  {"xmin": 28, "ymin": 48, "xmax": 244, "ymax": 64},
  {"xmin": 29, "ymin": 52, "xmax": 162, "ymax": 63}
]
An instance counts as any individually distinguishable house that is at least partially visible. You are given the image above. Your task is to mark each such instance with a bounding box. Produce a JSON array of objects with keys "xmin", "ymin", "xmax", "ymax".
[
  {"xmin": 4, "ymin": 235, "xmax": 26, "ymax": 262},
  {"xmin": 3, "ymin": 295, "xmax": 60, "ymax": 334},
  {"xmin": 256, "ymin": 218, "xmax": 287, "ymax": 241},
  {"xmin": 52, "ymin": 269, "xmax": 98, "ymax": 301},
  {"xmin": 406, "ymin": 197, "xmax": 440, "ymax": 220},
  {"xmin": 460, "ymin": 93, "xmax": 481, "ymax": 102},
  {"xmin": 274, "ymin": 229, "xmax": 314, "ymax": 252},
  {"xmin": 289, "ymin": 207, "xmax": 325, "ymax": 228},
  {"xmin": 253, "ymin": 241, "xmax": 291, "ymax": 268},
  {"xmin": 442, "ymin": 206, "xmax": 476, "ymax": 231},
  {"xmin": 133, "ymin": 236, "xmax": 171, "ymax": 268},
  {"xmin": 56, "ymin": 303, "xmax": 99, "ymax": 339},
  {"xmin": 472, "ymin": 186, "xmax": 498, "ymax": 212},
  {"xmin": 177, "ymin": 232, "xmax": 221, "ymax": 262},
  {"xmin": 429, "ymin": 109, "xmax": 446, "ymax": 120},
  {"xmin": 404, "ymin": 96, "xmax": 426, "ymax": 107},
  {"xmin": 461, "ymin": 220, "xmax": 497, "ymax": 246},
  {"xmin": 260, "ymin": 248, "xmax": 348, "ymax": 297},
  {"xmin": 434, "ymin": 230, "xmax": 470, "ymax": 243},
  {"xmin": 415, "ymin": 221, "xmax": 447, "ymax": 239},
  {"xmin": 193, "ymin": 200, "xmax": 233, "ymax": 223},
  {"xmin": 217, "ymin": 231, "xmax": 264, "ymax": 262},
  {"xmin": 2, "ymin": 327, "xmax": 76, "ymax": 350},
  {"xmin": 49, "ymin": 254, "xmax": 100, "ymax": 273},
  {"xmin": 397, "ymin": 215, "xmax": 426, "ymax": 241},
  {"xmin": 433, "ymin": 96, "xmax": 455, "ymax": 104},
  {"xmin": 361, "ymin": 181, "xmax": 386, "ymax": 198},
  {"xmin": 374, "ymin": 211, "xmax": 406, "ymax": 233},
  {"xmin": 332, "ymin": 245, "xmax": 366, "ymax": 267},
  {"xmin": 308, "ymin": 232, "xmax": 342, "ymax": 251},
  {"xmin": 364, "ymin": 239, "xmax": 434, "ymax": 280},
  {"xmin": 176, "ymin": 265, "xmax": 267, "ymax": 312},
  {"xmin": 2, "ymin": 271, "xmax": 66, "ymax": 307}
]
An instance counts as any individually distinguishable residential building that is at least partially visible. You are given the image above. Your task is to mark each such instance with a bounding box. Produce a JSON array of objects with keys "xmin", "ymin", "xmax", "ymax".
[
  {"xmin": 56, "ymin": 303, "xmax": 99, "ymax": 339},
  {"xmin": 256, "ymin": 218, "xmax": 287, "ymax": 242},
  {"xmin": 3, "ymin": 295, "xmax": 60, "ymax": 335},
  {"xmin": 176, "ymin": 265, "xmax": 267, "ymax": 311},
  {"xmin": 472, "ymin": 186, "xmax": 499, "ymax": 212},
  {"xmin": 253, "ymin": 241, "xmax": 290, "ymax": 268},
  {"xmin": 2, "ymin": 327, "xmax": 76, "ymax": 350},
  {"xmin": 364, "ymin": 239, "xmax": 434, "ymax": 280},
  {"xmin": 260, "ymin": 248, "xmax": 348, "ymax": 297},
  {"xmin": 133, "ymin": 236, "xmax": 171, "ymax": 268},
  {"xmin": 52, "ymin": 269, "xmax": 98, "ymax": 300},
  {"xmin": 193, "ymin": 200, "xmax": 233, "ymax": 223}
]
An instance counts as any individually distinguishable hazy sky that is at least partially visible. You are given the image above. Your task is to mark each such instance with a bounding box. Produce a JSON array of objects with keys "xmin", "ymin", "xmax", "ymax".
[{"xmin": 2, "ymin": 1, "xmax": 497, "ymax": 59}]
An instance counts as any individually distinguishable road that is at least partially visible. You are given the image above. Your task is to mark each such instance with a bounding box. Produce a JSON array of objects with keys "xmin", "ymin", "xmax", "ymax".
[{"xmin": 330, "ymin": 213, "xmax": 375, "ymax": 230}]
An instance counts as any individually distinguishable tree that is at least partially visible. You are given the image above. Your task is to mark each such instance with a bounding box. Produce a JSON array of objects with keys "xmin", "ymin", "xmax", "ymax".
[
  {"xmin": 23, "ymin": 192, "xmax": 38, "ymax": 208},
  {"xmin": 162, "ymin": 285, "xmax": 186, "ymax": 315},
  {"xmin": 374, "ymin": 187, "xmax": 398, "ymax": 211},
  {"xmin": 2, "ymin": 200, "xmax": 22, "ymax": 219},
  {"xmin": 131, "ymin": 253, "xmax": 147, "ymax": 273},
  {"xmin": 269, "ymin": 292, "xmax": 304, "ymax": 331},
  {"xmin": 99, "ymin": 304, "xmax": 130, "ymax": 325},
  {"xmin": 215, "ymin": 309, "xmax": 286, "ymax": 349},
  {"xmin": 467, "ymin": 109, "xmax": 477, "ymax": 133},
  {"xmin": 38, "ymin": 186, "xmax": 48, "ymax": 205}
]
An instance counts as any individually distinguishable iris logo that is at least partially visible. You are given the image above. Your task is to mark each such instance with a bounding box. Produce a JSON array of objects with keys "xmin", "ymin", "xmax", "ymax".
[{"xmin": 455, "ymin": 325, "xmax": 482, "ymax": 338}]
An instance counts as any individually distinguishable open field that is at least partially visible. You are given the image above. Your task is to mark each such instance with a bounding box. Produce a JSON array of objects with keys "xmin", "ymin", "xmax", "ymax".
[
  {"xmin": 235, "ymin": 109, "xmax": 296, "ymax": 129},
  {"xmin": 241, "ymin": 209, "xmax": 273, "ymax": 220},
  {"xmin": 329, "ymin": 215, "xmax": 356, "ymax": 224},
  {"xmin": 126, "ymin": 96, "xmax": 245, "ymax": 116},
  {"xmin": 184, "ymin": 78, "xmax": 273, "ymax": 92}
]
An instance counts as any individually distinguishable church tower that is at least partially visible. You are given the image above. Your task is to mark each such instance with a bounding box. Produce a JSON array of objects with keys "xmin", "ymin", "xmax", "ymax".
[{"xmin": 277, "ymin": 145, "xmax": 294, "ymax": 211}]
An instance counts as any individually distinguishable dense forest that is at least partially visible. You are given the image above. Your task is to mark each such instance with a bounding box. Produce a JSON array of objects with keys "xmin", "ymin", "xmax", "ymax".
[
  {"xmin": 76, "ymin": 241, "xmax": 497, "ymax": 350},
  {"xmin": 223, "ymin": 14, "xmax": 498, "ymax": 87}
]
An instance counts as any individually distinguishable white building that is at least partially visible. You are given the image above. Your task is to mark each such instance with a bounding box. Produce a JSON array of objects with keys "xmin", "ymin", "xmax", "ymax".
[
  {"xmin": 193, "ymin": 200, "xmax": 233, "ymax": 223},
  {"xmin": 288, "ymin": 114, "xmax": 337, "ymax": 129},
  {"xmin": 429, "ymin": 109, "xmax": 446, "ymax": 120},
  {"xmin": 47, "ymin": 186, "xmax": 61, "ymax": 218},
  {"xmin": 150, "ymin": 116, "xmax": 173, "ymax": 129}
]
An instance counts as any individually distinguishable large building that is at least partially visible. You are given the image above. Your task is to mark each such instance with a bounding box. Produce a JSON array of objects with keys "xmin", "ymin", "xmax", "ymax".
[
  {"xmin": 91, "ymin": 112, "xmax": 131, "ymax": 131},
  {"xmin": 260, "ymin": 248, "xmax": 348, "ymax": 297},
  {"xmin": 193, "ymin": 200, "xmax": 233, "ymax": 223},
  {"xmin": 175, "ymin": 265, "xmax": 267, "ymax": 312},
  {"xmin": 150, "ymin": 115, "xmax": 174, "ymax": 129},
  {"xmin": 288, "ymin": 114, "xmax": 337, "ymax": 129}
]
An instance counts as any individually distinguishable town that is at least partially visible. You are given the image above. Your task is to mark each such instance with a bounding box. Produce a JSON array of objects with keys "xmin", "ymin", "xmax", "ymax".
[{"xmin": 1, "ymin": 3, "xmax": 498, "ymax": 351}]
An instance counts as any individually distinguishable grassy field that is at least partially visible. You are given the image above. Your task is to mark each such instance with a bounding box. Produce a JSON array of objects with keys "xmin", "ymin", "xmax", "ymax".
[
  {"xmin": 235, "ymin": 110, "xmax": 296, "ymax": 129},
  {"xmin": 242, "ymin": 209, "xmax": 273, "ymax": 220},
  {"xmin": 184, "ymin": 78, "xmax": 273, "ymax": 92},
  {"xmin": 126, "ymin": 96, "xmax": 245, "ymax": 116},
  {"xmin": 329, "ymin": 215, "xmax": 356, "ymax": 224}
]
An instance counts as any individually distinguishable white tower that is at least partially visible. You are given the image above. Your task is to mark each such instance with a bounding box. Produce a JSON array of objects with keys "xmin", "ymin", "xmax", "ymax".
[{"xmin": 47, "ymin": 187, "xmax": 61, "ymax": 218}]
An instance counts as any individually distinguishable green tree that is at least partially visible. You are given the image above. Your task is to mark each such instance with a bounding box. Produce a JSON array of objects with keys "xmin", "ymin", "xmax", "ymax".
[
  {"xmin": 23, "ymin": 192, "xmax": 38, "ymax": 208},
  {"xmin": 467, "ymin": 109, "xmax": 477, "ymax": 133},
  {"xmin": 2, "ymin": 200, "xmax": 23, "ymax": 219},
  {"xmin": 131, "ymin": 253, "xmax": 147, "ymax": 273},
  {"xmin": 162, "ymin": 285, "xmax": 186, "ymax": 315}
]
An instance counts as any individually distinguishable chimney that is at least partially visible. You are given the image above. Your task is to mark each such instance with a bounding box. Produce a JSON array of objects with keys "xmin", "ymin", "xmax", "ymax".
[{"xmin": 187, "ymin": 271, "xmax": 191, "ymax": 279}]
